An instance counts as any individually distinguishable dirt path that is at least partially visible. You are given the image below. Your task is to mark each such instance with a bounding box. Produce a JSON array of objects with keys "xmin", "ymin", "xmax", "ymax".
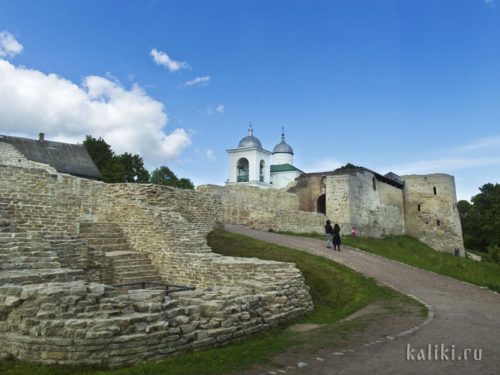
[{"xmin": 225, "ymin": 225, "xmax": 500, "ymax": 375}]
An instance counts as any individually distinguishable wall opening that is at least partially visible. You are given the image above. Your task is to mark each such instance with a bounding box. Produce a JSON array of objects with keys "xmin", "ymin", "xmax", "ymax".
[
  {"xmin": 259, "ymin": 160, "xmax": 265, "ymax": 182},
  {"xmin": 372, "ymin": 177, "xmax": 377, "ymax": 191},
  {"xmin": 418, "ymin": 204, "xmax": 421, "ymax": 212},
  {"xmin": 437, "ymin": 219, "xmax": 441, "ymax": 227},
  {"xmin": 316, "ymin": 194, "xmax": 326, "ymax": 214},
  {"xmin": 433, "ymin": 186, "xmax": 437, "ymax": 195},
  {"xmin": 236, "ymin": 158, "xmax": 249, "ymax": 182}
]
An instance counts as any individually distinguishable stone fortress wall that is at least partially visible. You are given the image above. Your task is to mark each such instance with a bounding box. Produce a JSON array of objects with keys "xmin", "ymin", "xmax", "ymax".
[
  {"xmin": 401, "ymin": 174, "xmax": 464, "ymax": 255},
  {"xmin": 202, "ymin": 168, "xmax": 463, "ymax": 254},
  {"xmin": 0, "ymin": 142, "xmax": 313, "ymax": 366}
]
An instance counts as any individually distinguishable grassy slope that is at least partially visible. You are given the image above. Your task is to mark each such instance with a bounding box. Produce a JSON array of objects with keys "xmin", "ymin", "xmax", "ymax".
[
  {"xmin": 281, "ymin": 232, "xmax": 500, "ymax": 293},
  {"xmin": 1, "ymin": 230, "xmax": 421, "ymax": 375}
]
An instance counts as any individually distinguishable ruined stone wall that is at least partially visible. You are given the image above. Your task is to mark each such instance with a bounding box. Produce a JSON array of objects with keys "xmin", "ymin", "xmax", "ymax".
[
  {"xmin": 0, "ymin": 155, "xmax": 313, "ymax": 366},
  {"xmin": 324, "ymin": 172, "xmax": 404, "ymax": 237},
  {"xmin": 287, "ymin": 174, "xmax": 324, "ymax": 212},
  {"xmin": 401, "ymin": 174, "xmax": 464, "ymax": 254},
  {"xmin": 198, "ymin": 184, "xmax": 325, "ymax": 234}
]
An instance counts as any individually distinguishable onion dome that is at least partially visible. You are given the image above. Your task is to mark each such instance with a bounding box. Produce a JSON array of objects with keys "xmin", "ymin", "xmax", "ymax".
[
  {"xmin": 238, "ymin": 124, "xmax": 263, "ymax": 148},
  {"xmin": 272, "ymin": 128, "xmax": 294, "ymax": 155}
]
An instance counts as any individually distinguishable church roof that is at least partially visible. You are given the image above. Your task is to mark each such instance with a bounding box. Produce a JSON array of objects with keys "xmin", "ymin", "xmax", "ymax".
[
  {"xmin": 272, "ymin": 128, "xmax": 294, "ymax": 154},
  {"xmin": 237, "ymin": 125, "xmax": 263, "ymax": 149},
  {"xmin": 270, "ymin": 164, "xmax": 302, "ymax": 173},
  {"xmin": 0, "ymin": 133, "xmax": 101, "ymax": 180}
]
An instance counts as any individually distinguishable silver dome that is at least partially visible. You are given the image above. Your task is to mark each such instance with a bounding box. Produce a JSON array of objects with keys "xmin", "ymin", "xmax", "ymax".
[
  {"xmin": 272, "ymin": 128, "xmax": 294, "ymax": 154},
  {"xmin": 237, "ymin": 125, "xmax": 263, "ymax": 148},
  {"xmin": 272, "ymin": 141, "xmax": 294, "ymax": 154}
]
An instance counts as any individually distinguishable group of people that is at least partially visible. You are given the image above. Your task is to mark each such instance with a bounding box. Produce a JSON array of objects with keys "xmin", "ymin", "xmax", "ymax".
[
  {"xmin": 325, "ymin": 220, "xmax": 356, "ymax": 251},
  {"xmin": 325, "ymin": 220, "xmax": 341, "ymax": 251}
]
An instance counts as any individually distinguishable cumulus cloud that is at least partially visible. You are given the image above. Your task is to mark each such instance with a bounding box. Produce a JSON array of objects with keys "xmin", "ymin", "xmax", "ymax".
[
  {"xmin": 184, "ymin": 75, "xmax": 210, "ymax": 87},
  {"xmin": 207, "ymin": 104, "xmax": 224, "ymax": 115},
  {"xmin": 216, "ymin": 104, "xmax": 224, "ymax": 113},
  {"xmin": 0, "ymin": 59, "xmax": 191, "ymax": 166},
  {"xmin": 0, "ymin": 31, "xmax": 23, "ymax": 58},
  {"xmin": 150, "ymin": 48, "xmax": 189, "ymax": 72}
]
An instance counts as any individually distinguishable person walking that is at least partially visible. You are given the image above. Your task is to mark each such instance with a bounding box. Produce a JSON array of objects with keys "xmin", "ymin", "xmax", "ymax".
[
  {"xmin": 325, "ymin": 220, "xmax": 333, "ymax": 248},
  {"xmin": 333, "ymin": 223, "xmax": 341, "ymax": 251}
]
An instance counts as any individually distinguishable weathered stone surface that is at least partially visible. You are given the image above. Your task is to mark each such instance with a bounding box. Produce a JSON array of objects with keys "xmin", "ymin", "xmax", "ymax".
[{"xmin": 0, "ymin": 150, "xmax": 313, "ymax": 367}]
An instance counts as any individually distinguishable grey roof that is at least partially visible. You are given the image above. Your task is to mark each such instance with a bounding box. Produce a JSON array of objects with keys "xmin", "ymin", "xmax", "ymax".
[
  {"xmin": 0, "ymin": 134, "xmax": 101, "ymax": 180},
  {"xmin": 384, "ymin": 172, "xmax": 404, "ymax": 185},
  {"xmin": 272, "ymin": 141, "xmax": 294, "ymax": 155},
  {"xmin": 272, "ymin": 128, "xmax": 293, "ymax": 154},
  {"xmin": 237, "ymin": 125, "xmax": 263, "ymax": 149},
  {"xmin": 238, "ymin": 135, "xmax": 263, "ymax": 149}
]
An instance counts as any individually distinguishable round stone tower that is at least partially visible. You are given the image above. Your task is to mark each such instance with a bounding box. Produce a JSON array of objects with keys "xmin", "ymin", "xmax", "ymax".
[{"xmin": 401, "ymin": 174, "xmax": 464, "ymax": 255}]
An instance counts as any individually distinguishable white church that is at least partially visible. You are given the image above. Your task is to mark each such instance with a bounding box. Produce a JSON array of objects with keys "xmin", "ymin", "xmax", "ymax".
[{"xmin": 226, "ymin": 126, "xmax": 303, "ymax": 189}]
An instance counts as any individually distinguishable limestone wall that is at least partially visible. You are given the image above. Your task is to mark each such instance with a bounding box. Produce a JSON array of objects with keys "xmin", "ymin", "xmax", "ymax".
[
  {"xmin": 0, "ymin": 155, "xmax": 313, "ymax": 366},
  {"xmin": 401, "ymin": 174, "xmax": 464, "ymax": 254},
  {"xmin": 198, "ymin": 184, "xmax": 325, "ymax": 234},
  {"xmin": 325, "ymin": 171, "xmax": 405, "ymax": 237}
]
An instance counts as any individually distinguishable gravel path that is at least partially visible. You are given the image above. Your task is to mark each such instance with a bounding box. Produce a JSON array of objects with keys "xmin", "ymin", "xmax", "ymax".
[{"xmin": 225, "ymin": 225, "xmax": 500, "ymax": 375}]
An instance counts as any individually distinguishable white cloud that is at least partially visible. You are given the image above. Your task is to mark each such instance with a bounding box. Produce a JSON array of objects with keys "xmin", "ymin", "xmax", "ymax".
[
  {"xmin": 0, "ymin": 31, "xmax": 23, "ymax": 58},
  {"xmin": 206, "ymin": 149, "xmax": 215, "ymax": 160},
  {"xmin": 216, "ymin": 104, "xmax": 224, "ymax": 113},
  {"xmin": 302, "ymin": 158, "xmax": 343, "ymax": 173},
  {"xmin": 150, "ymin": 48, "xmax": 189, "ymax": 72},
  {"xmin": 207, "ymin": 104, "xmax": 224, "ymax": 116},
  {"xmin": 484, "ymin": 0, "xmax": 495, "ymax": 6},
  {"xmin": 0, "ymin": 59, "xmax": 191, "ymax": 166},
  {"xmin": 184, "ymin": 76, "xmax": 210, "ymax": 87},
  {"xmin": 383, "ymin": 157, "xmax": 500, "ymax": 175}
]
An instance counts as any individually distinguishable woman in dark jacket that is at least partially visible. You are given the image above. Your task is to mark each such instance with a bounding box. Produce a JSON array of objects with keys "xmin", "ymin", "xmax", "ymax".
[
  {"xmin": 332, "ymin": 223, "xmax": 341, "ymax": 251},
  {"xmin": 325, "ymin": 220, "xmax": 333, "ymax": 248}
]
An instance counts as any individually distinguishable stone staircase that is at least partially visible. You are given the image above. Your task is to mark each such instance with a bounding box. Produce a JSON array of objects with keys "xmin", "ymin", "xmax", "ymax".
[
  {"xmin": 79, "ymin": 222, "xmax": 162, "ymax": 285},
  {"xmin": 0, "ymin": 203, "xmax": 85, "ymax": 286}
]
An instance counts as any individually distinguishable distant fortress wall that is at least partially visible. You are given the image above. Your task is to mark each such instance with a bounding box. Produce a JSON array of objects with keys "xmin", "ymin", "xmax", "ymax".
[{"xmin": 202, "ymin": 169, "xmax": 463, "ymax": 254}]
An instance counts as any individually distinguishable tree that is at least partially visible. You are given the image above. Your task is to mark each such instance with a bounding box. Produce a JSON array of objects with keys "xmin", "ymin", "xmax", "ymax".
[
  {"xmin": 457, "ymin": 200, "xmax": 471, "ymax": 222},
  {"xmin": 150, "ymin": 166, "xmax": 194, "ymax": 190},
  {"xmin": 461, "ymin": 183, "xmax": 500, "ymax": 252},
  {"xmin": 83, "ymin": 135, "xmax": 114, "ymax": 173},
  {"xmin": 83, "ymin": 135, "xmax": 150, "ymax": 183},
  {"xmin": 116, "ymin": 153, "xmax": 150, "ymax": 183}
]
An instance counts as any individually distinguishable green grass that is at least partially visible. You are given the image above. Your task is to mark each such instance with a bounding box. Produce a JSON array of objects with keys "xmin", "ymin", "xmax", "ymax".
[
  {"xmin": 1, "ymin": 229, "xmax": 421, "ymax": 375},
  {"xmin": 279, "ymin": 231, "xmax": 500, "ymax": 293}
]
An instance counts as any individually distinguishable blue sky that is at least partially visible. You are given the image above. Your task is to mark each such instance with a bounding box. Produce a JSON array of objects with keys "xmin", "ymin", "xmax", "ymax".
[{"xmin": 0, "ymin": 0, "xmax": 499, "ymax": 200}]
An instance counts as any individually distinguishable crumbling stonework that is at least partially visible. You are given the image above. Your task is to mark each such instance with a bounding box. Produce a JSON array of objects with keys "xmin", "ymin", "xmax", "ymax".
[{"xmin": 0, "ymin": 142, "xmax": 313, "ymax": 366}]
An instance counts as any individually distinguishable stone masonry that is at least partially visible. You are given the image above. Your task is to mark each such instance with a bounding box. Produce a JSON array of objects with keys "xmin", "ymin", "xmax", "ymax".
[{"xmin": 0, "ymin": 141, "xmax": 313, "ymax": 366}]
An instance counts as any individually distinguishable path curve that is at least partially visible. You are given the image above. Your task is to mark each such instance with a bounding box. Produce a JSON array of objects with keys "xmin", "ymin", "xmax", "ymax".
[{"xmin": 225, "ymin": 225, "xmax": 500, "ymax": 375}]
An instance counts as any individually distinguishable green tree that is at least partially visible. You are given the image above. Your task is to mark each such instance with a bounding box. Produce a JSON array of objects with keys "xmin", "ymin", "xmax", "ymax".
[
  {"xmin": 116, "ymin": 153, "xmax": 150, "ymax": 183},
  {"xmin": 83, "ymin": 135, "xmax": 114, "ymax": 173},
  {"xmin": 83, "ymin": 135, "xmax": 150, "ymax": 183},
  {"xmin": 150, "ymin": 166, "xmax": 194, "ymax": 189},
  {"xmin": 462, "ymin": 183, "xmax": 500, "ymax": 252}
]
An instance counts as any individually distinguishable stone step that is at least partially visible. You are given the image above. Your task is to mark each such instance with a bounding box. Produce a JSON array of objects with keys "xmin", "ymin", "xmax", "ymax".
[
  {"xmin": 1, "ymin": 261, "xmax": 62, "ymax": 270},
  {"xmin": 0, "ymin": 268, "xmax": 86, "ymax": 286},
  {"xmin": 113, "ymin": 264, "xmax": 157, "ymax": 272}
]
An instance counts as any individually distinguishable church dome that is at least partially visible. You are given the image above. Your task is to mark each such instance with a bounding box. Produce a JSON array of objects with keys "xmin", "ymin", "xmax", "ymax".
[
  {"xmin": 238, "ymin": 125, "xmax": 262, "ymax": 148},
  {"xmin": 272, "ymin": 128, "xmax": 294, "ymax": 155}
]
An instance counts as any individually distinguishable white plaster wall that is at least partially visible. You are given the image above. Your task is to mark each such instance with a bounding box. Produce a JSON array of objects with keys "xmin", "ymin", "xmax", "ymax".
[
  {"xmin": 227, "ymin": 149, "xmax": 271, "ymax": 184},
  {"xmin": 271, "ymin": 170, "xmax": 301, "ymax": 189},
  {"xmin": 272, "ymin": 153, "xmax": 293, "ymax": 165}
]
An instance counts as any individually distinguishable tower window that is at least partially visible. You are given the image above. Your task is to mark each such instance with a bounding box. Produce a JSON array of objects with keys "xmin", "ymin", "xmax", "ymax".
[
  {"xmin": 372, "ymin": 177, "xmax": 376, "ymax": 191},
  {"xmin": 437, "ymin": 220, "xmax": 441, "ymax": 227},
  {"xmin": 418, "ymin": 204, "xmax": 421, "ymax": 212},
  {"xmin": 433, "ymin": 186, "xmax": 437, "ymax": 195}
]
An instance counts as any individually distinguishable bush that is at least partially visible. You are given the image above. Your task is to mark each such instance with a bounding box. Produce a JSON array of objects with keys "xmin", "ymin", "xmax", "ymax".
[{"xmin": 488, "ymin": 244, "xmax": 500, "ymax": 264}]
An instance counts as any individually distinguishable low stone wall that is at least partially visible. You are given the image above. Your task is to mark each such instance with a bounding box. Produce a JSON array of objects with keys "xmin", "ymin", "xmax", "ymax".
[{"xmin": 0, "ymin": 280, "xmax": 310, "ymax": 367}]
